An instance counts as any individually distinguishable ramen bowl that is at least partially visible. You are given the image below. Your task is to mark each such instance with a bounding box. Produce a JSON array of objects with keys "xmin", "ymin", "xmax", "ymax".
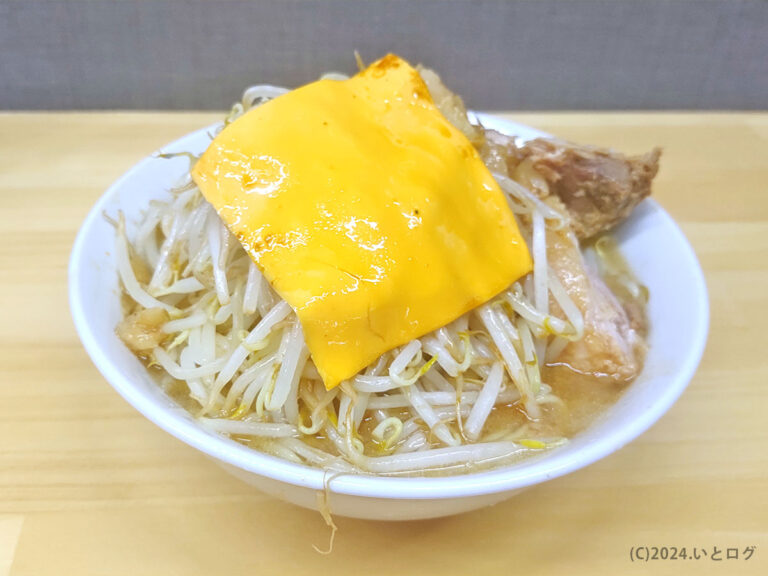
[{"xmin": 69, "ymin": 116, "xmax": 708, "ymax": 520}]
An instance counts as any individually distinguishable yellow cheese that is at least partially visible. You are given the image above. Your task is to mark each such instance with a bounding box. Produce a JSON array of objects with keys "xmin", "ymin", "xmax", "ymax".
[{"xmin": 192, "ymin": 54, "xmax": 532, "ymax": 389}]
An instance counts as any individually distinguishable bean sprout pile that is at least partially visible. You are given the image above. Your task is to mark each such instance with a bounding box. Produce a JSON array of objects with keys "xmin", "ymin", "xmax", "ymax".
[{"xmin": 115, "ymin": 82, "xmax": 587, "ymax": 476}]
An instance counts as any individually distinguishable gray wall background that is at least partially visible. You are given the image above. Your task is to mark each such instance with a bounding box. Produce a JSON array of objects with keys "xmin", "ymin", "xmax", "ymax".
[{"xmin": 1, "ymin": 0, "xmax": 766, "ymax": 111}]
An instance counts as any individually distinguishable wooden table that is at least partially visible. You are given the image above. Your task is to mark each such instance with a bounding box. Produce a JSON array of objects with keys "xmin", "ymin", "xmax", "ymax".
[{"xmin": 1, "ymin": 112, "xmax": 766, "ymax": 576}]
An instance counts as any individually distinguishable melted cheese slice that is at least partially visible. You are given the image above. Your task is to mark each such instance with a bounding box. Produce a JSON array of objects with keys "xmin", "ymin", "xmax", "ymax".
[{"xmin": 192, "ymin": 54, "xmax": 532, "ymax": 389}]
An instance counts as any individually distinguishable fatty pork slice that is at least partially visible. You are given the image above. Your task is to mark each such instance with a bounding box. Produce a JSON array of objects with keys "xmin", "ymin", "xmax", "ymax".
[
  {"xmin": 546, "ymin": 205, "xmax": 645, "ymax": 382},
  {"xmin": 486, "ymin": 130, "xmax": 661, "ymax": 240}
]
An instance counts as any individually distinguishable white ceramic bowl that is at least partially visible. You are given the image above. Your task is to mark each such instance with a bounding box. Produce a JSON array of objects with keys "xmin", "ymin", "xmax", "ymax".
[{"xmin": 69, "ymin": 115, "xmax": 708, "ymax": 521}]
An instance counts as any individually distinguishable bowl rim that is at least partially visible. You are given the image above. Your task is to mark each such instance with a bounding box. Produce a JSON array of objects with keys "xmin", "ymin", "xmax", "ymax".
[{"xmin": 69, "ymin": 114, "xmax": 709, "ymax": 500}]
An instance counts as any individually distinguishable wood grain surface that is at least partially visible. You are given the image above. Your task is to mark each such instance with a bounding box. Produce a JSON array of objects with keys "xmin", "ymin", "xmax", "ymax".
[{"xmin": 0, "ymin": 112, "xmax": 766, "ymax": 576}]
